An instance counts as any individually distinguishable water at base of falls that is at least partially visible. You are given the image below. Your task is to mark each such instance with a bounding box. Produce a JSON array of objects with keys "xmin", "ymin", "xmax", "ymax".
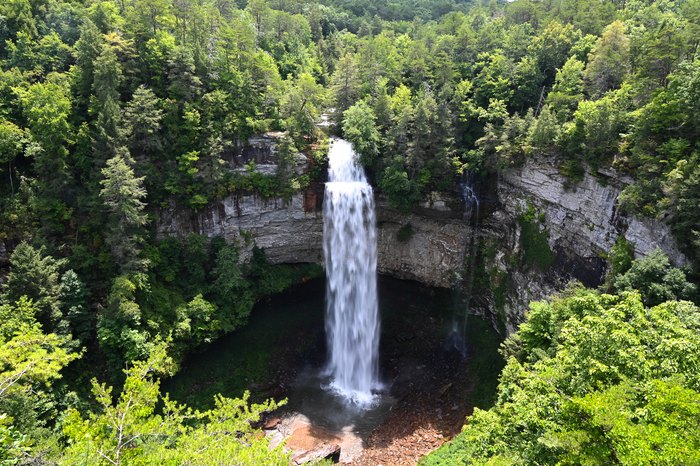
[{"xmin": 323, "ymin": 138, "xmax": 381, "ymax": 407}]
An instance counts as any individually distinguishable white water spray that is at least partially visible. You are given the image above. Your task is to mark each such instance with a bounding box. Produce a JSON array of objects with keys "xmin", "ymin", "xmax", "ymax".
[{"xmin": 323, "ymin": 138, "xmax": 380, "ymax": 406}]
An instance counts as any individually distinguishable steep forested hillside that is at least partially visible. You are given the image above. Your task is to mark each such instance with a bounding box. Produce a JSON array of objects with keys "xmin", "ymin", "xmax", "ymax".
[{"xmin": 0, "ymin": 0, "xmax": 699, "ymax": 463}]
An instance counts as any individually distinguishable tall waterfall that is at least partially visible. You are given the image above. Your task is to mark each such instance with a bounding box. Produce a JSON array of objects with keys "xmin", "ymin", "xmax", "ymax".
[
  {"xmin": 323, "ymin": 138, "xmax": 380, "ymax": 406},
  {"xmin": 448, "ymin": 171, "xmax": 480, "ymax": 357}
]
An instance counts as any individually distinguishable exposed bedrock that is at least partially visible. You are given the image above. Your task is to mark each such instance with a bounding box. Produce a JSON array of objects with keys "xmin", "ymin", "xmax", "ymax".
[{"xmin": 156, "ymin": 135, "xmax": 686, "ymax": 331}]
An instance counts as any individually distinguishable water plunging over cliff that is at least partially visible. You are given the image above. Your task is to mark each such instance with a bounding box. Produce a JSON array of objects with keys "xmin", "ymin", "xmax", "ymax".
[
  {"xmin": 447, "ymin": 171, "xmax": 481, "ymax": 356},
  {"xmin": 323, "ymin": 138, "xmax": 380, "ymax": 406}
]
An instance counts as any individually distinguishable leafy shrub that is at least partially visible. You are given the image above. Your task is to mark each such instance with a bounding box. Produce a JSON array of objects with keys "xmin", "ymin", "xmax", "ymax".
[
  {"xmin": 396, "ymin": 223, "xmax": 414, "ymax": 242},
  {"xmin": 518, "ymin": 205, "xmax": 554, "ymax": 270},
  {"xmin": 613, "ymin": 248, "xmax": 697, "ymax": 307},
  {"xmin": 424, "ymin": 288, "xmax": 700, "ymax": 465}
]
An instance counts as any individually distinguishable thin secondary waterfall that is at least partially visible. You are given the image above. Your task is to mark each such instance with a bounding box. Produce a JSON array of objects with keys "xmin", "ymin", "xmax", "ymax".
[
  {"xmin": 323, "ymin": 138, "xmax": 380, "ymax": 406},
  {"xmin": 448, "ymin": 171, "xmax": 480, "ymax": 356}
]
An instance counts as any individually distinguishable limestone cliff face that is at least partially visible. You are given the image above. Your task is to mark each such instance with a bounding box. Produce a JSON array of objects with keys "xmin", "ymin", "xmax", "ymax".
[
  {"xmin": 157, "ymin": 192, "xmax": 324, "ymax": 264},
  {"xmin": 499, "ymin": 161, "xmax": 686, "ymax": 269},
  {"xmin": 156, "ymin": 135, "xmax": 686, "ymax": 332},
  {"xmin": 479, "ymin": 159, "xmax": 687, "ymax": 333},
  {"xmin": 376, "ymin": 199, "xmax": 469, "ymax": 288},
  {"xmin": 156, "ymin": 134, "xmax": 470, "ymax": 288},
  {"xmin": 156, "ymin": 191, "xmax": 468, "ymax": 289}
]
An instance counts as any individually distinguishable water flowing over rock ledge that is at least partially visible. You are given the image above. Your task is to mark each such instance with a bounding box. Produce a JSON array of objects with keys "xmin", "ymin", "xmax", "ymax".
[
  {"xmin": 156, "ymin": 155, "xmax": 687, "ymax": 332},
  {"xmin": 156, "ymin": 191, "xmax": 468, "ymax": 289}
]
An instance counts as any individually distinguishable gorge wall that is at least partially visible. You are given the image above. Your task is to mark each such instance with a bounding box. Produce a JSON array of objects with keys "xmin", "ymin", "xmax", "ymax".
[
  {"xmin": 156, "ymin": 190, "xmax": 469, "ymax": 288},
  {"xmin": 157, "ymin": 138, "xmax": 686, "ymax": 333},
  {"xmin": 480, "ymin": 159, "xmax": 686, "ymax": 333}
]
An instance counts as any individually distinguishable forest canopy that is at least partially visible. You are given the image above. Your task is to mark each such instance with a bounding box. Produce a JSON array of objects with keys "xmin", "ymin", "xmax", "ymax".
[{"xmin": 0, "ymin": 0, "xmax": 699, "ymax": 463}]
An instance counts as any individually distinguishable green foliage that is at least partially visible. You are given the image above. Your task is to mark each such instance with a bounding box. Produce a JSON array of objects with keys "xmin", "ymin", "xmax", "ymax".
[
  {"xmin": 330, "ymin": 53, "xmax": 361, "ymax": 123},
  {"xmin": 15, "ymin": 79, "xmax": 73, "ymax": 233},
  {"xmin": 100, "ymin": 153, "xmax": 149, "ymax": 273},
  {"xmin": 0, "ymin": 296, "xmax": 79, "ymax": 461},
  {"xmin": 123, "ymin": 85, "xmax": 163, "ymax": 166},
  {"xmin": 210, "ymin": 244, "xmax": 254, "ymax": 331},
  {"xmin": 546, "ymin": 56, "xmax": 584, "ymax": 120},
  {"xmin": 3, "ymin": 242, "xmax": 73, "ymax": 337},
  {"xmin": 517, "ymin": 205, "xmax": 554, "ymax": 270},
  {"xmin": 138, "ymin": 236, "xmax": 322, "ymax": 366},
  {"xmin": 0, "ymin": 298, "xmax": 78, "ymax": 400},
  {"xmin": 613, "ymin": 249, "xmax": 697, "ymax": 307},
  {"xmin": 282, "ymin": 73, "xmax": 326, "ymax": 144},
  {"xmin": 61, "ymin": 342, "xmax": 288, "ymax": 465},
  {"xmin": 97, "ymin": 274, "xmax": 153, "ymax": 369},
  {"xmin": 584, "ymin": 20, "xmax": 630, "ymax": 97},
  {"xmin": 607, "ymin": 235, "xmax": 635, "ymax": 279},
  {"xmin": 396, "ymin": 223, "xmax": 414, "ymax": 243},
  {"xmin": 58, "ymin": 270, "xmax": 90, "ymax": 344},
  {"xmin": 425, "ymin": 288, "xmax": 700, "ymax": 465},
  {"xmin": 2, "ymin": 0, "xmax": 700, "ymax": 460},
  {"xmin": 560, "ymin": 85, "xmax": 630, "ymax": 168},
  {"xmin": 246, "ymin": 246, "xmax": 323, "ymax": 298},
  {"xmin": 663, "ymin": 152, "xmax": 700, "ymax": 265},
  {"xmin": 342, "ymin": 100, "xmax": 380, "ymax": 168},
  {"xmin": 379, "ymin": 161, "xmax": 421, "ymax": 212}
]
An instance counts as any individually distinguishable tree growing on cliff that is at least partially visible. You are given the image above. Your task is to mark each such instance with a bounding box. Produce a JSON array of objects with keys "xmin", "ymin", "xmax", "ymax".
[{"xmin": 100, "ymin": 153, "xmax": 149, "ymax": 274}]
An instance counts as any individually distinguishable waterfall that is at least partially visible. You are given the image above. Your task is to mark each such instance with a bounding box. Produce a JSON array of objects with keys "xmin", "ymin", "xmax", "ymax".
[
  {"xmin": 323, "ymin": 138, "xmax": 380, "ymax": 406},
  {"xmin": 448, "ymin": 171, "xmax": 480, "ymax": 356}
]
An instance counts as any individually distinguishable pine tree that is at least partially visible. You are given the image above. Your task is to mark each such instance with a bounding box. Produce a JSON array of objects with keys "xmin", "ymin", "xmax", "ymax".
[
  {"xmin": 168, "ymin": 46, "xmax": 202, "ymax": 103},
  {"xmin": 59, "ymin": 270, "xmax": 90, "ymax": 344},
  {"xmin": 123, "ymin": 85, "xmax": 163, "ymax": 166},
  {"xmin": 99, "ymin": 152, "xmax": 149, "ymax": 273},
  {"xmin": 4, "ymin": 242, "xmax": 68, "ymax": 334},
  {"xmin": 74, "ymin": 20, "xmax": 103, "ymax": 110},
  {"xmin": 91, "ymin": 45, "xmax": 124, "ymax": 167}
]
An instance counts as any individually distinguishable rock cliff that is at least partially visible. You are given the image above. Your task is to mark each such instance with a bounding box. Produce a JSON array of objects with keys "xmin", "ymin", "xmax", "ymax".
[
  {"xmin": 156, "ymin": 136, "xmax": 687, "ymax": 332},
  {"xmin": 478, "ymin": 158, "xmax": 687, "ymax": 333},
  {"xmin": 157, "ymin": 192, "xmax": 324, "ymax": 264},
  {"xmin": 156, "ymin": 190, "xmax": 468, "ymax": 289}
]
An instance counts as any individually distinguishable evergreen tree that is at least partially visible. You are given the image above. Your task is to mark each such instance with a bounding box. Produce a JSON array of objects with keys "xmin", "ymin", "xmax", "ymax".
[
  {"xmin": 91, "ymin": 45, "xmax": 124, "ymax": 167},
  {"xmin": 168, "ymin": 46, "xmax": 202, "ymax": 103},
  {"xmin": 74, "ymin": 20, "xmax": 103, "ymax": 110},
  {"xmin": 123, "ymin": 85, "xmax": 163, "ymax": 166},
  {"xmin": 4, "ymin": 242, "xmax": 68, "ymax": 335},
  {"xmin": 59, "ymin": 269, "xmax": 90, "ymax": 344},
  {"xmin": 99, "ymin": 153, "xmax": 149, "ymax": 273},
  {"xmin": 330, "ymin": 53, "xmax": 361, "ymax": 124}
]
